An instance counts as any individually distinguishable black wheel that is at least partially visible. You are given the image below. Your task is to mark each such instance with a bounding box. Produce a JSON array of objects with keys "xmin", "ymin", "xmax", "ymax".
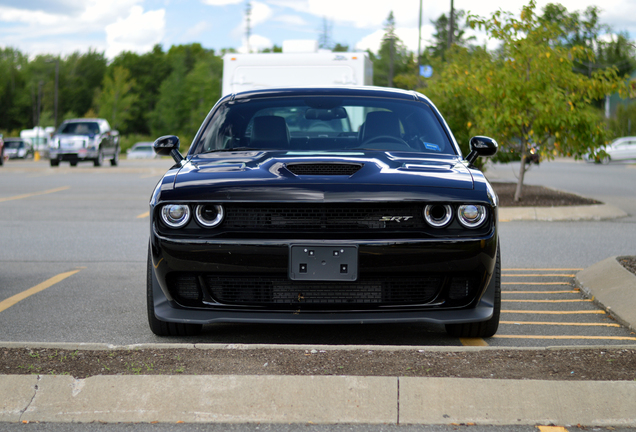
[
  {"xmin": 147, "ymin": 247, "xmax": 202, "ymax": 336},
  {"xmin": 110, "ymin": 147, "xmax": 119, "ymax": 166},
  {"xmin": 50, "ymin": 159, "xmax": 59, "ymax": 167},
  {"xmin": 94, "ymin": 149, "xmax": 103, "ymax": 167},
  {"xmin": 445, "ymin": 244, "xmax": 501, "ymax": 338},
  {"xmin": 0, "ymin": 150, "xmax": 4, "ymax": 166},
  {"xmin": 69, "ymin": 161, "xmax": 78, "ymax": 167}
]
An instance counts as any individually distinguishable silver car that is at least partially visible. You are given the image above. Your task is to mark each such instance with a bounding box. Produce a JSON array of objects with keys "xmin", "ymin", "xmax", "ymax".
[
  {"xmin": 588, "ymin": 136, "xmax": 636, "ymax": 164},
  {"xmin": 3, "ymin": 138, "xmax": 32, "ymax": 159},
  {"xmin": 49, "ymin": 118, "xmax": 119, "ymax": 167},
  {"xmin": 126, "ymin": 142, "xmax": 157, "ymax": 159}
]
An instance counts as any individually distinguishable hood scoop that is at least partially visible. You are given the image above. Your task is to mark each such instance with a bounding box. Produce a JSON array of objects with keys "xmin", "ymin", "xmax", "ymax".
[{"xmin": 286, "ymin": 163, "xmax": 363, "ymax": 176}]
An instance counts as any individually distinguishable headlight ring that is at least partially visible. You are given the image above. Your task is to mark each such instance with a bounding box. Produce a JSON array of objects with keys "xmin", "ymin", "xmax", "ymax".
[
  {"xmin": 161, "ymin": 204, "xmax": 191, "ymax": 228},
  {"xmin": 195, "ymin": 204, "xmax": 225, "ymax": 228},
  {"xmin": 457, "ymin": 204, "xmax": 488, "ymax": 228},
  {"xmin": 424, "ymin": 204, "xmax": 453, "ymax": 228}
]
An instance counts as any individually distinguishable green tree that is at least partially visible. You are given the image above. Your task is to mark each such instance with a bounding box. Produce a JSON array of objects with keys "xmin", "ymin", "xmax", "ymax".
[
  {"xmin": 183, "ymin": 55, "xmax": 223, "ymax": 137},
  {"xmin": 370, "ymin": 11, "xmax": 411, "ymax": 87},
  {"xmin": 437, "ymin": 1, "xmax": 626, "ymax": 201},
  {"xmin": 427, "ymin": 10, "xmax": 475, "ymax": 60},
  {"xmin": 94, "ymin": 66, "xmax": 138, "ymax": 131}
]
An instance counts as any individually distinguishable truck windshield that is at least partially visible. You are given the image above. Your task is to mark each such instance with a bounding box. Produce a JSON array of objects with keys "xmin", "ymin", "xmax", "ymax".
[
  {"xmin": 192, "ymin": 96, "xmax": 455, "ymax": 156},
  {"xmin": 58, "ymin": 122, "xmax": 100, "ymax": 135}
]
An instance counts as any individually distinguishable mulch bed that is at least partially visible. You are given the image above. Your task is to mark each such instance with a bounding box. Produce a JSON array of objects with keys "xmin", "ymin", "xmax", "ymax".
[
  {"xmin": 2, "ymin": 347, "xmax": 635, "ymax": 381},
  {"xmin": 491, "ymin": 182, "xmax": 601, "ymax": 207}
]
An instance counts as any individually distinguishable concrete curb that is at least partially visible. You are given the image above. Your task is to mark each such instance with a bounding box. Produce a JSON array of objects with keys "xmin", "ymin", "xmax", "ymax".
[
  {"xmin": 2, "ymin": 341, "xmax": 636, "ymax": 353},
  {"xmin": 499, "ymin": 204, "xmax": 627, "ymax": 222},
  {"xmin": 576, "ymin": 256, "xmax": 636, "ymax": 332},
  {"xmin": 2, "ymin": 374, "xmax": 635, "ymax": 426}
]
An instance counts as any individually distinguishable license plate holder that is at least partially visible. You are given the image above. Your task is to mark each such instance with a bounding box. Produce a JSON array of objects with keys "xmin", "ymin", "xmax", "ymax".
[{"xmin": 289, "ymin": 245, "xmax": 358, "ymax": 281}]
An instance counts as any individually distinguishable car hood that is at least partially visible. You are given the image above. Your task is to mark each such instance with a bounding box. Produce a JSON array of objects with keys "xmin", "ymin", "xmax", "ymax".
[
  {"xmin": 161, "ymin": 150, "xmax": 478, "ymax": 202},
  {"xmin": 54, "ymin": 134, "xmax": 97, "ymax": 148}
]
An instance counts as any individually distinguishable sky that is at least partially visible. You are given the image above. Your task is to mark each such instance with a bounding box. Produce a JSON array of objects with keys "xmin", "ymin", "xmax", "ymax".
[{"xmin": 0, "ymin": 0, "xmax": 635, "ymax": 60}]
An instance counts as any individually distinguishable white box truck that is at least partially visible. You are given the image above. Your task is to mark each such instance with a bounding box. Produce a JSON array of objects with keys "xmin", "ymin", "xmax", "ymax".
[{"xmin": 222, "ymin": 50, "xmax": 373, "ymax": 97}]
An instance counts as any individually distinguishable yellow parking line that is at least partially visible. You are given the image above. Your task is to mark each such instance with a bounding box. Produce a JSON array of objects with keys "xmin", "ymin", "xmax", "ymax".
[
  {"xmin": 503, "ymin": 282, "xmax": 571, "ymax": 285},
  {"xmin": 494, "ymin": 335, "xmax": 636, "ymax": 341},
  {"xmin": 136, "ymin": 211, "xmax": 150, "ymax": 219},
  {"xmin": 502, "ymin": 290, "xmax": 579, "ymax": 294},
  {"xmin": 460, "ymin": 338, "xmax": 488, "ymax": 346},
  {"xmin": 0, "ymin": 269, "xmax": 82, "ymax": 313},
  {"xmin": 502, "ymin": 299, "xmax": 592, "ymax": 303},
  {"xmin": 502, "ymin": 274, "xmax": 575, "ymax": 277},
  {"xmin": 0, "ymin": 186, "xmax": 70, "ymax": 203},
  {"xmin": 538, "ymin": 426, "xmax": 569, "ymax": 432},
  {"xmin": 503, "ymin": 310, "xmax": 605, "ymax": 314},
  {"xmin": 504, "ymin": 268, "xmax": 582, "ymax": 271},
  {"xmin": 501, "ymin": 321, "xmax": 621, "ymax": 327}
]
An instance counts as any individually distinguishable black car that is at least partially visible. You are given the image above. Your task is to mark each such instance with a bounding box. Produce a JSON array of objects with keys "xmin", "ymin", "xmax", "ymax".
[{"xmin": 148, "ymin": 86, "xmax": 500, "ymax": 338}]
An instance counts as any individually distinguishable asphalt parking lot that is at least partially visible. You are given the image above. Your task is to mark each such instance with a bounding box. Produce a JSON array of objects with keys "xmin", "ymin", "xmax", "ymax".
[{"xmin": 1, "ymin": 158, "xmax": 635, "ymax": 347}]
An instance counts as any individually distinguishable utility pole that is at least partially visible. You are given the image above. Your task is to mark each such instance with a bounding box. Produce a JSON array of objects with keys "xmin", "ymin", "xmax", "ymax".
[
  {"xmin": 54, "ymin": 58, "xmax": 59, "ymax": 128},
  {"xmin": 448, "ymin": 0, "xmax": 454, "ymax": 49},
  {"xmin": 245, "ymin": 2, "xmax": 252, "ymax": 53},
  {"xmin": 417, "ymin": 0, "xmax": 422, "ymax": 71}
]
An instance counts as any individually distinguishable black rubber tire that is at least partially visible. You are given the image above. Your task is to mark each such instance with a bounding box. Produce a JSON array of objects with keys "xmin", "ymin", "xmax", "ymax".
[
  {"xmin": 50, "ymin": 159, "xmax": 60, "ymax": 167},
  {"xmin": 445, "ymin": 244, "xmax": 501, "ymax": 338},
  {"xmin": 110, "ymin": 147, "xmax": 119, "ymax": 166},
  {"xmin": 0, "ymin": 150, "xmax": 4, "ymax": 166},
  {"xmin": 94, "ymin": 149, "xmax": 103, "ymax": 167},
  {"xmin": 69, "ymin": 161, "xmax": 78, "ymax": 167},
  {"xmin": 147, "ymin": 247, "xmax": 202, "ymax": 336}
]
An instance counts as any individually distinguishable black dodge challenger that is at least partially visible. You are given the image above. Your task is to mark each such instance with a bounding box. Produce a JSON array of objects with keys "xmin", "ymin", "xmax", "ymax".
[{"xmin": 147, "ymin": 86, "xmax": 500, "ymax": 338}]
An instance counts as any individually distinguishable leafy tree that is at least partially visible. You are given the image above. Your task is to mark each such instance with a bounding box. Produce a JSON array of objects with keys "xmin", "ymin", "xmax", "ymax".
[
  {"xmin": 427, "ymin": 10, "xmax": 476, "ymax": 60},
  {"xmin": 437, "ymin": 1, "xmax": 627, "ymax": 201},
  {"xmin": 109, "ymin": 45, "xmax": 171, "ymax": 135},
  {"xmin": 183, "ymin": 55, "xmax": 223, "ymax": 137},
  {"xmin": 94, "ymin": 66, "xmax": 138, "ymax": 131},
  {"xmin": 61, "ymin": 50, "xmax": 107, "ymax": 118},
  {"xmin": 149, "ymin": 56, "xmax": 189, "ymax": 138},
  {"xmin": 333, "ymin": 43, "xmax": 349, "ymax": 52},
  {"xmin": 370, "ymin": 11, "xmax": 411, "ymax": 87},
  {"xmin": 0, "ymin": 48, "xmax": 30, "ymax": 132}
]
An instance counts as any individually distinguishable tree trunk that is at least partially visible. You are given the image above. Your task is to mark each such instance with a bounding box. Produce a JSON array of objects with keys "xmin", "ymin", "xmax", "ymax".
[{"xmin": 514, "ymin": 143, "xmax": 527, "ymax": 202}]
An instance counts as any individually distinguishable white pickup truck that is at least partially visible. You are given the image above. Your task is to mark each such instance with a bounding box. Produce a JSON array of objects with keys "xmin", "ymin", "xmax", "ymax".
[{"xmin": 49, "ymin": 118, "xmax": 120, "ymax": 167}]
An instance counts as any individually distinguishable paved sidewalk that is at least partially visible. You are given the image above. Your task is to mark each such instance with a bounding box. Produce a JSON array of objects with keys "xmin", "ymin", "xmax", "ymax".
[
  {"xmin": 499, "ymin": 204, "xmax": 627, "ymax": 221},
  {"xmin": 3, "ymin": 372, "xmax": 636, "ymax": 426}
]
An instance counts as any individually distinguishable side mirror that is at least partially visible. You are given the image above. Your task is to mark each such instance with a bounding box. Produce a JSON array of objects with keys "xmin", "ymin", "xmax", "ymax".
[
  {"xmin": 154, "ymin": 135, "xmax": 184, "ymax": 163},
  {"xmin": 466, "ymin": 136, "xmax": 498, "ymax": 166}
]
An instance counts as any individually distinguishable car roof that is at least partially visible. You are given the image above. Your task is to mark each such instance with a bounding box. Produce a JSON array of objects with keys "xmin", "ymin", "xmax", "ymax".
[{"xmin": 227, "ymin": 86, "xmax": 426, "ymax": 103}]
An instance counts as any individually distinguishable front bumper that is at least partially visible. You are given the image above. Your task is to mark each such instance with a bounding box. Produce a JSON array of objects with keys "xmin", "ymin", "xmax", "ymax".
[
  {"xmin": 149, "ymin": 227, "xmax": 498, "ymax": 325},
  {"xmin": 50, "ymin": 148, "xmax": 99, "ymax": 161}
]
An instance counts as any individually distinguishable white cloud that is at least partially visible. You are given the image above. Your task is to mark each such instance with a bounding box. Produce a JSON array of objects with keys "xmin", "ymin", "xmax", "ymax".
[
  {"xmin": 274, "ymin": 14, "xmax": 309, "ymax": 27},
  {"xmin": 201, "ymin": 0, "xmax": 242, "ymax": 4},
  {"xmin": 105, "ymin": 6, "xmax": 166, "ymax": 58},
  {"xmin": 237, "ymin": 34, "xmax": 273, "ymax": 53}
]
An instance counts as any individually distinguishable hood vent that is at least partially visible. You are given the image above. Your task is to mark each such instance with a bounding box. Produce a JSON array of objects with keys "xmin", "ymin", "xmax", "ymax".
[{"xmin": 286, "ymin": 163, "xmax": 363, "ymax": 176}]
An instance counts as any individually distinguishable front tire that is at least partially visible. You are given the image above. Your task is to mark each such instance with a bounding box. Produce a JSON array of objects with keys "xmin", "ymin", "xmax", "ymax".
[
  {"xmin": 445, "ymin": 245, "xmax": 501, "ymax": 338},
  {"xmin": 147, "ymin": 247, "xmax": 203, "ymax": 336},
  {"xmin": 50, "ymin": 159, "xmax": 59, "ymax": 167},
  {"xmin": 110, "ymin": 146, "xmax": 119, "ymax": 166},
  {"xmin": 94, "ymin": 149, "xmax": 103, "ymax": 167}
]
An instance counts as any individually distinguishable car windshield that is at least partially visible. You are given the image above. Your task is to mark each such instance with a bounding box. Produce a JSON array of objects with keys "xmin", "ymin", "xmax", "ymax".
[
  {"xmin": 58, "ymin": 122, "xmax": 100, "ymax": 135},
  {"xmin": 192, "ymin": 96, "xmax": 456, "ymax": 156},
  {"xmin": 5, "ymin": 140, "xmax": 24, "ymax": 149}
]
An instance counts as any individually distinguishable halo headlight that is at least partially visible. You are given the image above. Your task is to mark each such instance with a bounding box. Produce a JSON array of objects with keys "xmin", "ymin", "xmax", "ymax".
[
  {"xmin": 424, "ymin": 204, "xmax": 453, "ymax": 228},
  {"xmin": 161, "ymin": 204, "xmax": 191, "ymax": 228},
  {"xmin": 457, "ymin": 204, "xmax": 487, "ymax": 228},
  {"xmin": 195, "ymin": 204, "xmax": 224, "ymax": 228}
]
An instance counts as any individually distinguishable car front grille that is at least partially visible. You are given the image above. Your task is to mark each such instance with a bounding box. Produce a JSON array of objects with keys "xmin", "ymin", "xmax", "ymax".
[
  {"xmin": 286, "ymin": 163, "xmax": 363, "ymax": 176},
  {"xmin": 204, "ymin": 275, "xmax": 441, "ymax": 306},
  {"xmin": 222, "ymin": 203, "xmax": 426, "ymax": 230}
]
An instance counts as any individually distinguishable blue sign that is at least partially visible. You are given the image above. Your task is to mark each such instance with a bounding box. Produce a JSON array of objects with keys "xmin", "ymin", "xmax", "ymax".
[{"xmin": 420, "ymin": 65, "xmax": 433, "ymax": 78}]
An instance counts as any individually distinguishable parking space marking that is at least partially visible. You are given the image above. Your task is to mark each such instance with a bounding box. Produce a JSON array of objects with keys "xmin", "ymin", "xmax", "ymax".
[
  {"xmin": 136, "ymin": 211, "xmax": 150, "ymax": 219},
  {"xmin": 460, "ymin": 338, "xmax": 488, "ymax": 346},
  {"xmin": 502, "ymin": 299, "xmax": 592, "ymax": 303},
  {"xmin": 494, "ymin": 335, "xmax": 636, "ymax": 341},
  {"xmin": 502, "ymin": 310, "xmax": 605, "ymax": 314},
  {"xmin": 500, "ymin": 321, "xmax": 621, "ymax": 327},
  {"xmin": 0, "ymin": 186, "xmax": 70, "ymax": 203},
  {"xmin": 505, "ymin": 268, "xmax": 582, "ymax": 271},
  {"xmin": 537, "ymin": 426, "xmax": 569, "ymax": 432},
  {"xmin": 503, "ymin": 282, "xmax": 571, "ymax": 285},
  {"xmin": 503, "ymin": 290, "xmax": 579, "ymax": 294},
  {"xmin": 0, "ymin": 269, "xmax": 82, "ymax": 313}
]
